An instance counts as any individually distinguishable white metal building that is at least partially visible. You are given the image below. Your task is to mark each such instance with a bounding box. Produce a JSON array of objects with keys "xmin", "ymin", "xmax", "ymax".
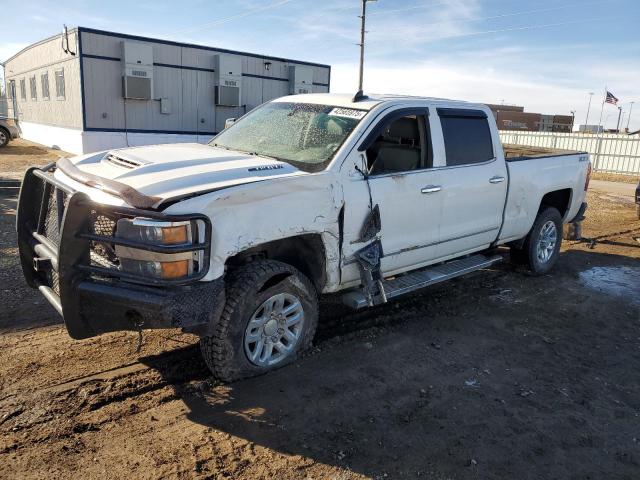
[{"xmin": 3, "ymin": 27, "xmax": 331, "ymax": 154}]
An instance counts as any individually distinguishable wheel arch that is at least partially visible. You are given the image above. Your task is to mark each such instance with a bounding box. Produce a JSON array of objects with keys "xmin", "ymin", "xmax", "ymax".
[
  {"xmin": 225, "ymin": 233, "xmax": 328, "ymax": 293},
  {"xmin": 539, "ymin": 188, "xmax": 572, "ymax": 220}
]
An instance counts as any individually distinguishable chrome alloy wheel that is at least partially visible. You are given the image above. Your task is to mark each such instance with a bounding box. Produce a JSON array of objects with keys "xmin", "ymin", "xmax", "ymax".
[
  {"xmin": 537, "ymin": 220, "xmax": 558, "ymax": 263},
  {"xmin": 0, "ymin": 130, "xmax": 7, "ymax": 146},
  {"xmin": 244, "ymin": 293, "xmax": 305, "ymax": 367}
]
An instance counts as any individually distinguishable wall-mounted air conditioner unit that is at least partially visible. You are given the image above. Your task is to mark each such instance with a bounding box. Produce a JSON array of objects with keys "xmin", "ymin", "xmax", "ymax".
[
  {"xmin": 288, "ymin": 65, "xmax": 313, "ymax": 95},
  {"xmin": 214, "ymin": 55, "xmax": 242, "ymax": 107},
  {"xmin": 122, "ymin": 41, "xmax": 153, "ymax": 100}
]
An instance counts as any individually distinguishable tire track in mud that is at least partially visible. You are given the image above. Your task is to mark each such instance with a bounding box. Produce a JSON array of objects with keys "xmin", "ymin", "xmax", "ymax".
[{"xmin": 0, "ymin": 347, "xmax": 211, "ymax": 454}]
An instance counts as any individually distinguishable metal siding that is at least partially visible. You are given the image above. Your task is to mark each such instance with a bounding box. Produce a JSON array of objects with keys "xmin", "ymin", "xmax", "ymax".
[
  {"xmin": 83, "ymin": 57, "xmax": 124, "ymax": 129},
  {"xmin": 8, "ymin": 28, "xmax": 330, "ymax": 138},
  {"xmin": 5, "ymin": 31, "xmax": 83, "ymax": 128},
  {"xmin": 180, "ymin": 69, "xmax": 198, "ymax": 132},
  {"xmin": 242, "ymin": 76, "xmax": 263, "ymax": 111},
  {"xmin": 150, "ymin": 66, "xmax": 183, "ymax": 131}
]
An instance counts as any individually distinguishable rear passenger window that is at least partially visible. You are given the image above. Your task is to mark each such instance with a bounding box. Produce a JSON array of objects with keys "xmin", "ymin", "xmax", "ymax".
[{"xmin": 438, "ymin": 109, "xmax": 494, "ymax": 166}]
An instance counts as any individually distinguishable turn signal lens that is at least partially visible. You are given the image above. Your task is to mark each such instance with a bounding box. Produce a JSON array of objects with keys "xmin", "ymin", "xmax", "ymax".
[
  {"xmin": 161, "ymin": 225, "xmax": 189, "ymax": 244},
  {"xmin": 160, "ymin": 260, "xmax": 189, "ymax": 279}
]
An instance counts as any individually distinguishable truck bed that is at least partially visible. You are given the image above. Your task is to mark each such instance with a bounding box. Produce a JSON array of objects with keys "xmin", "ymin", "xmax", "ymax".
[{"xmin": 503, "ymin": 144, "xmax": 585, "ymax": 162}]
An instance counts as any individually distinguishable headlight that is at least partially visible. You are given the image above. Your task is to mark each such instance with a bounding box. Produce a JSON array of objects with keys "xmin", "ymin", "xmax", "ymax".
[
  {"xmin": 116, "ymin": 218, "xmax": 191, "ymax": 244},
  {"xmin": 115, "ymin": 218, "xmax": 197, "ymax": 280}
]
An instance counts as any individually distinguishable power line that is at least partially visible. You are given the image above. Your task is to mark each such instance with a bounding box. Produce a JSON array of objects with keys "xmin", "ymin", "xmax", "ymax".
[
  {"xmin": 170, "ymin": 0, "xmax": 296, "ymax": 36},
  {"xmin": 368, "ymin": 1, "xmax": 452, "ymax": 16},
  {"xmin": 438, "ymin": 17, "xmax": 606, "ymax": 41},
  {"xmin": 413, "ymin": 1, "xmax": 601, "ymax": 27}
]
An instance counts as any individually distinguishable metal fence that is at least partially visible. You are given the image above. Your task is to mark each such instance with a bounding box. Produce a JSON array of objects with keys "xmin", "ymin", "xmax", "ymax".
[{"xmin": 499, "ymin": 130, "xmax": 640, "ymax": 175}]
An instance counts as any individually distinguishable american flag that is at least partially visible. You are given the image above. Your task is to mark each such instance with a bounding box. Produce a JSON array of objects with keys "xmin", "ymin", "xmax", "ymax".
[{"xmin": 605, "ymin": 91, "xmax": 619, "ymax": 105}]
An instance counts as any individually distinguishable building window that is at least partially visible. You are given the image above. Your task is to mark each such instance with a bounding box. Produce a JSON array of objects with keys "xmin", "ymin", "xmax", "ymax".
[
  {"xmin": 55, "ymin": 69, "xmax": 65, "ymax": 100},
  {"xmin": 41, "ymin": 72, "xmax": 50, "ymax": 100},
  {"xmin": 6, "ymin": 81, "xmax": 12, "ymax": 99},
  {"xmin": 20, "ymin": 78, "xmax": 26, "ymax": 100},
  {"xmin": 30, "ymin": 76, "xmax": 37, "ymax": 100}
]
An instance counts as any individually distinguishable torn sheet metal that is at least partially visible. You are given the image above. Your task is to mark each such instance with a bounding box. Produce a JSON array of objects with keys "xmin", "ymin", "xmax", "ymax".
[{"xmin": 354, "ymin": 240, "xmax": 387, "ymax": 306}]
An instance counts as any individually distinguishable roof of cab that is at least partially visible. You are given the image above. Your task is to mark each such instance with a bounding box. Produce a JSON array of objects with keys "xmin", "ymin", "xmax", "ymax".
[{"xmin": 272, "ymin": 92, "xmax": 481, "ymax": 110}]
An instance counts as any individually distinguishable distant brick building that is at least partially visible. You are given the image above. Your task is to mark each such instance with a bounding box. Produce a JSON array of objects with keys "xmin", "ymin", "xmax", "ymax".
[{"xmin": 486, "ymin": 104, "xmax": 573, "ymax": 132}]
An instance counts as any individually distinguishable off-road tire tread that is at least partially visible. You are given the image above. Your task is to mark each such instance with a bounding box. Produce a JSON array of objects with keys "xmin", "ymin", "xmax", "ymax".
[
  {"xmin": 200, "ymin": 260, "xmax": 318, "ymax": 382},
  {"xmin": 520, "ymin": 207, "xmax": 563, "ymax": 275}
]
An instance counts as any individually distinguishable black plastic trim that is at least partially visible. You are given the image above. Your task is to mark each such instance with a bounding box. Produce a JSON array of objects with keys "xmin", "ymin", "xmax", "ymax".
[
  {"xmin": 83, "ymin": 126, "xmax": 217, "ymax": 136},
  {"xmin": 505, "ymin": 150, "xmax": 589, "ymax": 162},
  {"xmin": 436, "ymin": 108, "xmax": 487, "ymax": 119}
]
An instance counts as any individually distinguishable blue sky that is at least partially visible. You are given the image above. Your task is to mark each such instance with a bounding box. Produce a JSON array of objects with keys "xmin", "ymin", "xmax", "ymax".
[{"xmin": 2, "ymin": 0, "xmax": 639, "ymax": 130}]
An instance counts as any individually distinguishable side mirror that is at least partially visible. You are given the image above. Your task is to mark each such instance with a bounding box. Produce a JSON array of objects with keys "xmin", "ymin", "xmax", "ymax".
[{"xmin": 224, "ymin": 118, "xmax": 237, "ymax": 129}]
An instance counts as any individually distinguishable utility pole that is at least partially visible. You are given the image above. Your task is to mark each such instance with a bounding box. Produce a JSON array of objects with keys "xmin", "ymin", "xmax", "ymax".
[
  {"xmin": 585, "ymin": 92, "xmax": 594, "ymax": 125},
  {"xmin": 616, "ymin": 106, "xmax": 623, "ymax": 132},
  {"xmin": 627, "ymin": 101, "xmax": 634, "ymax": 131},
  {"xmin": 356, "ymin": 0, "xmax": 376, "ymax": 99},
  {"xmin": 570, "ymin": 110, "xmax": 576, "ymax": 132}
]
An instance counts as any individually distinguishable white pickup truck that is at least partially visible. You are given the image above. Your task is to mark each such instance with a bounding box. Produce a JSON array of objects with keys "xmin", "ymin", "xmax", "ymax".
[{"xmin": 17, "ymin": 93, "xmax": 591, "ymax": 380}]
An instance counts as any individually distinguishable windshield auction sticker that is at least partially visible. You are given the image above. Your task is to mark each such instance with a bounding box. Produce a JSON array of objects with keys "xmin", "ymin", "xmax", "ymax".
[{"xmin": 328, "ymin": 108, "xmax": 367, "ymax": 119}]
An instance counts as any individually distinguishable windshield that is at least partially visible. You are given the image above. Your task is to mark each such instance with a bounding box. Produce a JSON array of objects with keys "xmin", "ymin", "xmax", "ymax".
[{"xmin": 209, "ymin": 102, "xmax": 367, "ymax": 172}]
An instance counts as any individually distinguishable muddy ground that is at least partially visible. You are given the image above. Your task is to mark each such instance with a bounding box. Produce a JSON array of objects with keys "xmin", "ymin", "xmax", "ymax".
[{"xmin": 1, "ymin": 139, "xmax": 639, "ymax": 479}]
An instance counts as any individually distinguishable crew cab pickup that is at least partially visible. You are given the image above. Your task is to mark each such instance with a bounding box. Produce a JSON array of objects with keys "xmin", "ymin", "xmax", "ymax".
[{"xmin": 17, "ymin": 93, "xmax": 591, "ymax": 380}]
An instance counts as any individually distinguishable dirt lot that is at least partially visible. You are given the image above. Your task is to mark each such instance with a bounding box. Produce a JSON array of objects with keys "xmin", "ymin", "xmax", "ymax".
[{"xmin": 1, "ymin": 139, "xmax": 639, "ymax": 479}]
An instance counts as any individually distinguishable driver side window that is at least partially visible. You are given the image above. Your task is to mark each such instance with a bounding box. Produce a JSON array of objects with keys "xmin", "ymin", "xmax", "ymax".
[{"xmin": 366, "ymin": 113, "xmax": 433, "ymax": 175}]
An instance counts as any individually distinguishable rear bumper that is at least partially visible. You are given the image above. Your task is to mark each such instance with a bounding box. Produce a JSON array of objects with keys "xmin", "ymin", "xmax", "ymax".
[{"xmin": 16, "ymin": 165, "xmax": 220, "ymax": 339}]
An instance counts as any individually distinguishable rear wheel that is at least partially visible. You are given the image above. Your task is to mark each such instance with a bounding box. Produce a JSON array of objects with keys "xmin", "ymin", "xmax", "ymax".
[
  {"xmin": 510, "ymin": 207, "xmax": 563, "ymax": 275},
  {"xmin": 200, "ymin": 260, "xmax": 318, "ymax": 382}
]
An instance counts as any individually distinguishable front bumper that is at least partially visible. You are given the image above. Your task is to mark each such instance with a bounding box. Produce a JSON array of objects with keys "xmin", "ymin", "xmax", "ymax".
[{"xmin": 16, "ymin": 165, "xmax": 221, "ymax": 339}]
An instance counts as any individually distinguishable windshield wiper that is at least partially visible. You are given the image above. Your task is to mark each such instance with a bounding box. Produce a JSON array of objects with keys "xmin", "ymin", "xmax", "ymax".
[
  {"xmin": 211, "ymin": 143, "xmax": 232, "ymax": 151},
  {"xmin": 245, "ymin": 151, "xmax": 283, "ymax": 163},
  {"xmin": 211, "ymin": 143, "xmax": 285, "ymax": 164}
]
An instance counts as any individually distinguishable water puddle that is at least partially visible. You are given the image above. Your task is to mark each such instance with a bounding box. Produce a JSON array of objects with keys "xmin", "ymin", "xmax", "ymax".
[{"xmin": 579, "ymin": 266, "xmax": 640, "ymax": 306}]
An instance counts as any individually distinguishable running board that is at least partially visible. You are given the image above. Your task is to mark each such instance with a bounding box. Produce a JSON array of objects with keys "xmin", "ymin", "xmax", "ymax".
[{"xmin": 342, "ymin": 254, "xmax": 503, "ymax": 309}]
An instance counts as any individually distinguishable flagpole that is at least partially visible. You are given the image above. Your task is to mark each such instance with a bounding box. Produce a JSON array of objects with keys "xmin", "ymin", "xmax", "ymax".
[{"xmin": 597, "ymin": 86, "xmax": 606, "ymax": 132}]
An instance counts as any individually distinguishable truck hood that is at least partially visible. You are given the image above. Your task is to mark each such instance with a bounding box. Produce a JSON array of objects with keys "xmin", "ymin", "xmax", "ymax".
[{"xmin": 64, "ymin": 143, "xmax": 306, "ymax": 205}]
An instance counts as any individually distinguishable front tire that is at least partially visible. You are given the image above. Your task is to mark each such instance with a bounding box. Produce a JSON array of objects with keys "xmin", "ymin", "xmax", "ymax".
[
  {"xmin": 511, "ymin": 207, "xmax": 563, "ymax": 275},
  {"xmin": 200, "ymin": 260, "xmax": 318, "ymax": 382}
]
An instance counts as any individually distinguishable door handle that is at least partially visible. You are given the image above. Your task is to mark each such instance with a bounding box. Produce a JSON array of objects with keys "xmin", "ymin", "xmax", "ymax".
[
  {"xmin": 421, "ymin": 185, "xmax": 442, "ymax": 194},
  {"xmin": 489, "ymin": 176, "xmax": 505, "ymax": 184}
]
